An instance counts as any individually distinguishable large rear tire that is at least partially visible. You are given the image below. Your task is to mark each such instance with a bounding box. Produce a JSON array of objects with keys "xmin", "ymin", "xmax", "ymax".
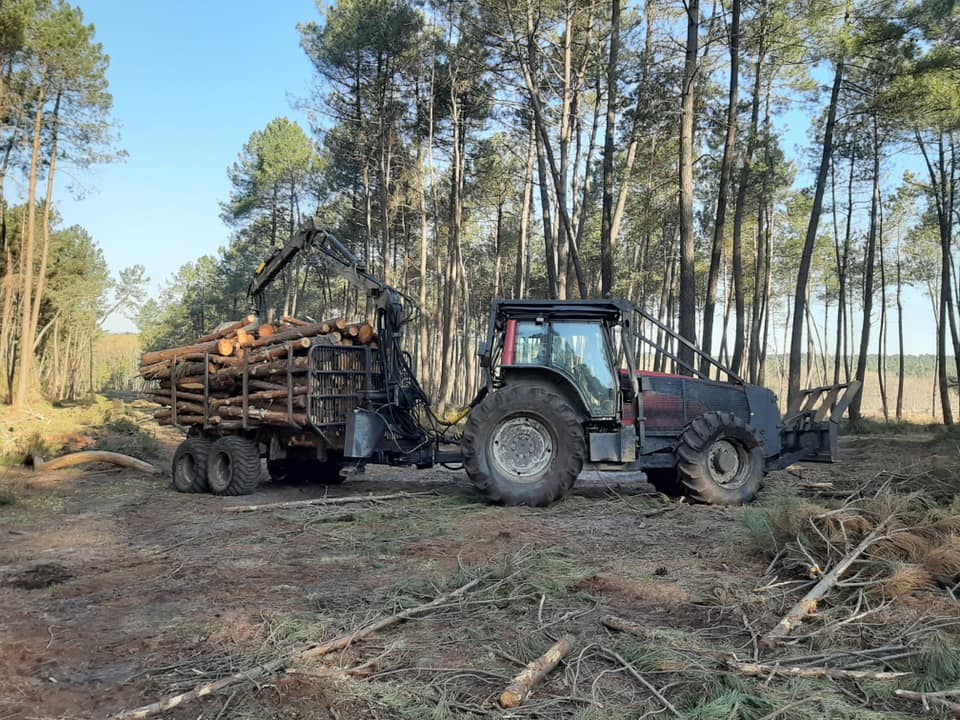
[
  {"xmin": 172, "ymin": 438, "xmax": 211, "ymax": 493},
  {"xmin": 463, "ymin": 387, "xmax": 585, "ymax": 507},
  {"xmin": 677, "ymin": 411, "xmax": 763, "ymax": 505},
  {"xmin": 207, "ymin": 436, "xmax": 262, "ymax": 496}
]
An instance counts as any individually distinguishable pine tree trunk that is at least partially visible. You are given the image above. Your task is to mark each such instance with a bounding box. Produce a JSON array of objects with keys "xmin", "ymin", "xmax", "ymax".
[
  {"xmin": 516, "ymin": 121, "xmax": 535, "ymax": 299},
  {"xmin": 702, "ymin": 0, "xmax": 741, "ymax": 371},
  {"xmin": 599, "ymin": 0, "xmax": 620, "ymax": 297},
  {"xmin": 787, "ymin": 34, "xmax": 845, "ymax": 410},
  {"xmin": 677, "ymin": 0, "xmax": 699, "ymax": 373},
  {"xmin": 13, "ymin": 67, "xmax": 46, "ymax": 407}
]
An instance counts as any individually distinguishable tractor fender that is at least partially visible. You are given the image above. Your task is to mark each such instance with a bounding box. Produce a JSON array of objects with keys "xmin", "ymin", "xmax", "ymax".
[
  {"xmin": 743, "ymin": 384, "xmax": 782, "ymax": 457},
  {"xmin": 498, "ymin": 366, "xmax": 590, "ymax": 421}
]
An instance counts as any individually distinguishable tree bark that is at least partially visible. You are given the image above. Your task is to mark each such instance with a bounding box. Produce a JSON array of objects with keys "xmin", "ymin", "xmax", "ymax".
[
  {"xmin": 677, "ymin": 0, "xmax": 700, "ymax": 373},
  {"xmin": 13, "ymin": 65, "xmax": 45, "ymax": 406},
  {"xmin": 599, "ymin": 0, "xmax": 620, "ymax": 297},
  {"xmin": 702, "ymin": 0, "xmax": 741, "ymax": 371},
  {"xmin": 787, "ymin": 37, "xmax": 845, "ymax": 410}
]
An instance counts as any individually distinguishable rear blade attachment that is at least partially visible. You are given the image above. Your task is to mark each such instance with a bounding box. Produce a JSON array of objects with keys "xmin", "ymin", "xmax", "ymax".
[{"xmin": 775, "ymin": 381, "xmax": 863, "ymax": 468}]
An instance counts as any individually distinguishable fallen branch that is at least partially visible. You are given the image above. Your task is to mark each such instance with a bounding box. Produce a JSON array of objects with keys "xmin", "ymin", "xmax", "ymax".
[
  {"xmin": 601, "ymin": 614, "xmax": 649, "ymax": 638},
  {"xmin": 498, "ymin": 636, "xmax": 575, "ymax": 708},
  {"xmin": 33, "ymin": 451, "xmax": 160, "ymax": 475},
  {"xmin": 895, "ymin": 689, "xmax": 960, "ymax": 717},
  {"xmin": 730, "ymin": 661, "xmax": 910, "ymax": 682},
  {"xmin": 602, "ymin": 647, "xmax": 682, "ymax": 719},
  {"xmin": 761, "ymin": 518, "xmax": 890, "ymax": 649},
  {"xmin": 223, "ymin": 491, "xmax": 434, "ymax": 513},
  {"xmin": 112, "ymin": 575, "xmax": 483, "ymax": 719}
]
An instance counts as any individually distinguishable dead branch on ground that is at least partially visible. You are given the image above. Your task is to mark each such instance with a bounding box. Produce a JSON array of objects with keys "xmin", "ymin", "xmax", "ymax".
[
  {"xmin": 223, "ymin": 491, "xmax": 435, "ymax": 513},
  {"xmin": 728, "ymin": 660, "xmax": 910, "ymax": 681},
  {"xmin": 112, "ymin": 576, "xmax": 482, "ymax": 719},
  {"xmin": 498, "ymin": 636, "xmax": 575, "ymax": 708},
  {"xmin": 761, "ymin": 518, "xmax": 891, "ymax": 649},
  {"xmin": 32, "ymin": 451, "xmax": 160, "ymax": 475}
]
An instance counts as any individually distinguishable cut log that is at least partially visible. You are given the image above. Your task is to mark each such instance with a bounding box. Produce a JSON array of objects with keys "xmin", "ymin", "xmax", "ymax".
[
  {"xmin": 257, "ymin": 324, "xmax": 277, "ymax": 339},
  {"xmin": 157, "ymin": 414, "xmax": 215, "ymax": 426},
  {"xmin": 499, "ymin": 636, "xmax": 575, "ymax": 708},
  {"xmin": 236, "ymin": 329, "xmax": 255, "ymax": 347},
  {"xmin": 730, "ymin": 661, "xmax": 910, "ymax": 681},
  {"xmin": 357, "ymin": 323, "xmax": 375, "ymax": 345},
  {"xmin": 283, "ymin": 316, "xmax": 311, "ymax": 327},
  {"xmin": 219, "ymin": 338, "xmax": 315, "ymax": 367},
  {"xmin": 195, "ymin": 315, "xmax": 257, "ymax": 343},
  {"xmin": 213, "ymin": 386, "xmax": 308, "ymax": 406},
  {"xmin": 141, "ymin": 339, "xmax": 225, "ymax": 366},
  {"xmin": 761, "ymin": 518, "xmax": 891, "ymax": 649},
  {"xmin": 249, "ymin": 321, "xmax": 328, "ymax": 348},
  {"xmin": 33, "ymin": 451, "xmax": 160, "ymax": 475},
  {"xmin": 345, "ymin": 324, "xmax": 361, "ymax": 338},
  {"xmin": 213, "ymin": 356, "xmax": 309, "ymax": 379},
  {"xmin": 217, "ymin": 338, "xmax": 235, "ymax": 356},
  {"xmin": 110, "ymin": 576, "xmax": 483, "ymax": 720},
  {"xmin": 217, "ymin": 405, "xmax": 310, "ymax": 425},
  {"xmin": 224, "ymin": 491, "xmax": 434, "ymax": 513},
  {"xmin": 141, "ymin": 361, "xmax": 214, "ymax": 381}
]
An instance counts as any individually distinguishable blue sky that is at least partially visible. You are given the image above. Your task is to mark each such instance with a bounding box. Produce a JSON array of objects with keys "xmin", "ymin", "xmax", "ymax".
[{"xmin": 61, "ymin": 0, "xmax": 318, "ymax": 332}]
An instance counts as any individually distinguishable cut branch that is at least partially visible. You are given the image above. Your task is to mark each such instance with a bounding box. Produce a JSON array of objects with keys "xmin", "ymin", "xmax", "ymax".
[
  {"xmin": 33, "ymin": 451, "xmax": 160, "ymax": 475},
  {"xmin": 223, "ymin": 491, "xmax": 435, "ymax": 513},
  {"xmin": 499, "ymin": 636, "xmax": 575, "ymax": 708},
  {"xmin": 111, "ymin": 575, "xmax": 484, "ymax": 720}
]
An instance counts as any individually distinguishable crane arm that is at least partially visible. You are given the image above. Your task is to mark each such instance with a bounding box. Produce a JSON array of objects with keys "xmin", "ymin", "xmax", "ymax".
[{"xmin": 248, "ymin": 216, "xmax": 392, "ymax": 307}]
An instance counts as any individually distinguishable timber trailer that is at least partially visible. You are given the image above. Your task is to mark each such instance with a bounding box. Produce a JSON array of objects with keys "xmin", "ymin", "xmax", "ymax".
[{"xmin": 169, "ymin": 216, "xmax": 861, "ymax": 506}]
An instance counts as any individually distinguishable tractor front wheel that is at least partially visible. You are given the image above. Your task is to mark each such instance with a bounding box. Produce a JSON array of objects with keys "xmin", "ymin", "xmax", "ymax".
[
  {"xmin": 677, "ymin": 411, "xmax": 763, "ymax": 505},
  {"xmin": 463, "ymin": 387, "xmax": 585, "ymax": 507}
]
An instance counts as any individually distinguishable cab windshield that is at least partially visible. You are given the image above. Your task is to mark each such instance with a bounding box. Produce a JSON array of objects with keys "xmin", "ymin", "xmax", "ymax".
[{"xmin": 509, "ymin": 319, "xmax": 617, "ymax": 416}]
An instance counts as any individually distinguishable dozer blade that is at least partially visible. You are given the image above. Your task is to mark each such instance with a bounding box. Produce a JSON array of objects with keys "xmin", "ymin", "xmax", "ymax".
[{"xmin": 775, "ymin": 381, "xmax": 863, "ymax": 468}]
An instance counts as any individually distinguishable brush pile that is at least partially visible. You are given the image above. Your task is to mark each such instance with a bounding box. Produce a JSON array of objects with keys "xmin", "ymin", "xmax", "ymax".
[{"xmin": 139, "ymin": 315, "xmax": 377, "ymax": 428}]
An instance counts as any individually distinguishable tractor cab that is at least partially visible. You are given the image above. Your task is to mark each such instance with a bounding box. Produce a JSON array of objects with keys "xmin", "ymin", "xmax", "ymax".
[{"xmin": 479, "ymin": 300, "xmax": 633, "ymax": 424}]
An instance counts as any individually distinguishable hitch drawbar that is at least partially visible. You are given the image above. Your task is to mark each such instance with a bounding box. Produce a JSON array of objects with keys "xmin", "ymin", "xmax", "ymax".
[{"xmin": 775, "ymin": 381, "xmax": 862, "ymax": 468}]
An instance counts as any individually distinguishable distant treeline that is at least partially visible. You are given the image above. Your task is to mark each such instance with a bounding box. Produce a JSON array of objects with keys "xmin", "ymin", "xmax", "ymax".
[{"xmin": 765, "ymin": 355, "xmax": 942, "ymax": 379}]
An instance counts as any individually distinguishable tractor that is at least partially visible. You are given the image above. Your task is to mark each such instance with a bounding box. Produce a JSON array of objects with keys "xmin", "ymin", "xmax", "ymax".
[{"xmin": 167, "ymin": 217, "xmax": 860, "ymax": 506}]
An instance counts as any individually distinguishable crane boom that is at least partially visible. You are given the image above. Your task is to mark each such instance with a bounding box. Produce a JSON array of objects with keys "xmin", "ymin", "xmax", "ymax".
[{"xmin": 249, "ymin": 215, "xmax": 396, "ymax": 308}]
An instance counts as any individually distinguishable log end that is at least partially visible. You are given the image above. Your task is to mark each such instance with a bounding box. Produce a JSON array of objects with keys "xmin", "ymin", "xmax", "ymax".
[{"xmin": 498, "ymin": 689, "xmax": 523, "ymax": 709}]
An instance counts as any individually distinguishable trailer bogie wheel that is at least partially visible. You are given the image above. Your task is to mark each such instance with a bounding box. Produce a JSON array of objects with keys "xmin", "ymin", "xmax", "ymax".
[
  {"xmin": 677, "ymin": 411, "xmax": 763, "ymax": 505},
  {"xmin": 172, "ymin": 438, "xmax": 211, "ymax": 493},
  {"xmin": 207, "ymin": 436, "xmax": 262, "ymax": 496},
  {"xmin": 463, "ymin": 387, "xmax": 584, "ymax": 507}
]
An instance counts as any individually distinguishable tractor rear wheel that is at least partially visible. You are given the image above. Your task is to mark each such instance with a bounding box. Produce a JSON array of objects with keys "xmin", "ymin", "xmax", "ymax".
[
  {"xmin": 207, "ymin": 436, "xmax": 262, "ymax": 496},
  {"xmin": 463, "ymin": 387, "xmax": 585, "ymax": 507},
  {"xmin": 676, "ymin": 411, "xmax": 763, "ymax": 505},
  {"xmin": 172, "ymin": 438, "xmax": 211, "ymax": 493}
]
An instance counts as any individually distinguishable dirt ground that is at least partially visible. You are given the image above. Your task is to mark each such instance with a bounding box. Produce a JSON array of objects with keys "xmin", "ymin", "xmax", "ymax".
[{"xmin": 0, "ymin": 414, "xmax": 957, "ymax": 720}]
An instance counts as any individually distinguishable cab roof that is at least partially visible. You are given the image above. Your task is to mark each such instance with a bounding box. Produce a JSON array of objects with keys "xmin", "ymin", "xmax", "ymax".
[{"xmin": 493, "ymin": 299, "xmax": 631, "ymax": 322}]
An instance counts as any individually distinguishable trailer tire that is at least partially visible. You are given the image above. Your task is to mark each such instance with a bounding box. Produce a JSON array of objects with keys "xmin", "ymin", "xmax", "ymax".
[
  {"xmin": 172, "ymin": 438, "xmax": 211, "ymax": 493},
  {"xmin": 677, "ymin": 411, "xmax": 763, "ymax": 505},
  {"xmin": 463, "ymin": 387, "xmax": 584, "ymax": 507},
  {"xmin": 208, "ymin": 436, "xmax": 262, "ymax": 496}
]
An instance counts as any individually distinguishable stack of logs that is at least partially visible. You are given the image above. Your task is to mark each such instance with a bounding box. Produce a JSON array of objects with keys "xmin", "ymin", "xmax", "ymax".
[{"xmin": 140, "ymin": 315, "xmax": 377, "ymax": 428}]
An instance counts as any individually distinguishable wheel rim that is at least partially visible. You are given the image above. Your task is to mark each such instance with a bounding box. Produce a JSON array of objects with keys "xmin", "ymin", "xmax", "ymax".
[
  {"xmin": 177, "ymin": 454, "xmax": 196, "ymax": 485},
  {"xmin": 490, "ymin": 415, "xmax": 554, "ymax": 483},
  {"xmin": 210, "ymin": 452, "xmax": 231, "ymax": 492},
  {"xmin": 707, "ymin": 439, "xmax": 748, "ymax": 488}
]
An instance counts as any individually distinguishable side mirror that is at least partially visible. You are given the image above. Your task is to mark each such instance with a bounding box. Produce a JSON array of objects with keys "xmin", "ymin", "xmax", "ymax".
[{"xmin": 477, "ymin": 342, "xmax": 491, "ymax": 368}]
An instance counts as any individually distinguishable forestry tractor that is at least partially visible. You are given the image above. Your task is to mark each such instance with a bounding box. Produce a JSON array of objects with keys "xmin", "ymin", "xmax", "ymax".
[{"xmin": 167, "ymin": 216, "xmax": 861, "ymax": 506}]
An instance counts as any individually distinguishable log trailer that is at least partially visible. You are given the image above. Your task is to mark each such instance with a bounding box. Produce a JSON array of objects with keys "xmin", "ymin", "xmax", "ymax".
[{"xmin": 167, "ymin": 217, "xmax": 861, "ymax": 506}]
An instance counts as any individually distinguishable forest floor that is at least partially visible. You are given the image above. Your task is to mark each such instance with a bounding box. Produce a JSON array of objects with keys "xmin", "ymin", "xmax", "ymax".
[{"xmin": 1, "ymin": 401, "xmax": 959, "ymax": 720}]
